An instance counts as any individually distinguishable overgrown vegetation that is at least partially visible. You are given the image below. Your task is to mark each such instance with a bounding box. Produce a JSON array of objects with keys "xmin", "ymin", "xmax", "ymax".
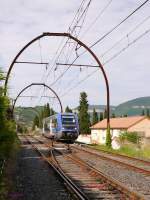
[
  {"xmin": 119, "ymin": 131, "xmax": 141, "ymax": 144},
  {"xmin": 0, "ymin": 69, "xmax": 17, "ymax": 184},
  {"xmin": 105, "ymin": 125, "xmax": 112, "ymax": 148},
  {"xmin": 89, "ymin": 144, "xmax": 150, "ymax": 159}
]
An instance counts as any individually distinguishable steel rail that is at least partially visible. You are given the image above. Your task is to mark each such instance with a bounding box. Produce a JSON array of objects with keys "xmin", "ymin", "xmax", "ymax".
[
  {"xmin": 82, "ymin": 144, "xmax": 150, "ymax": 165},
  {"xmin": 72, "ymin": 145, "xmax": 150, "ymax": 175},
  {"xmin": 31, "ymin": 135, "xmax": 145, "ymax": 199},
  {"xmin": 64, "ymin": 153, "xmax": 145, "ymax": 200},
  {"xmin": 24, "ymin": 135, "xmax": 89, "ymax": 200}
]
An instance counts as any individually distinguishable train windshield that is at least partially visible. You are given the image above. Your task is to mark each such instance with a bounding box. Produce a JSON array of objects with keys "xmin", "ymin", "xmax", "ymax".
[{"xmin": 62, "ymin": 115, "xmax": 76, "ymax": 126}]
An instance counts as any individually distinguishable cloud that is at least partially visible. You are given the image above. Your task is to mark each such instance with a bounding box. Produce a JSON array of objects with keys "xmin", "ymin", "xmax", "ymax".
[{"xmin": 0, "ymin": 0, "xmax": 150, "ymax": 109}]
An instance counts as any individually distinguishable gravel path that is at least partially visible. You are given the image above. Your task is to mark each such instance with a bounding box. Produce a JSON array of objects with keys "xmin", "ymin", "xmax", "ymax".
[{"xmin": 9, "ymin": 138, "xmax": 72, "ymax": 200}]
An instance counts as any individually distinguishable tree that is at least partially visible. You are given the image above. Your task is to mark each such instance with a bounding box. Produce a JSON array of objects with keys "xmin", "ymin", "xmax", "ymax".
[
  {"xmin": 100, "ymin": 112, "xmax": 103, "ymax": 121},
  {"xmin": 65, "ymin": 106, "xmax": 72, "ymax": 113},
  {"xmin": 50, "ymin": 108, "xmax": 55, "ymax": 116},
  {"xmin": 32, "ymin": 115, "xmax": 39, "ymax": 130},
  {"xmin": 104, "ymin": 108, "xmax": 107, "ymax": 119},
  {"xmin": 146, "ymin": 109, "xmax": 150, "ymax": 117},
  {"xmin": 78, "ymin": 92, "xmax": 90, "ymax": 134},
  {"xmin": 92, "ymin": 108, "xmax": 98, "ymax": 125},
  {"xmin": 111, "ymin": 113, "xmax": 115, "ymax": 118},
  {"xmin": 141, "ymin": 109, "xmax": 145, "ymax": 116},
  {"xmin": 0, "ymin": 68, "xmax": 16, "ymax": 160},
  {"xmin": 46, "ymin": 103, "xmax": 50, "ymax": 116}
]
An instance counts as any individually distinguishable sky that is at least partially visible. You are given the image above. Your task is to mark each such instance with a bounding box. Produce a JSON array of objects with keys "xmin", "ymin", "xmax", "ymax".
[{"xmin": 0, "ymin": 0, "xmax": 150, "ymax": 111}]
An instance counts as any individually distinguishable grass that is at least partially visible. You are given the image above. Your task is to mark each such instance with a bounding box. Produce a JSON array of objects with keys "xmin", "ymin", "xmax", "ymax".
[{"xmin": 89, "ymin": 144, "xmax": 150, "ymax": 159}]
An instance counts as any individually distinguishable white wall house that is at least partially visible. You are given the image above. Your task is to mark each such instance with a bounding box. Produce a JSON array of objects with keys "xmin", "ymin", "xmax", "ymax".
[{"xmin": 90, "ymin": 116, "xmax": 150, "ymax": 148}]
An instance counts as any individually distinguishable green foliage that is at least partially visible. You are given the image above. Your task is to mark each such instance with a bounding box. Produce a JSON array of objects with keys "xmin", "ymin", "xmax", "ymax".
[
  {"xmin": 92, "ymin": 108, "xmax": 98, "ymax": 125},
  {"xmin": 103, "ymin": 108, "xmax": 107, "ymax": 119},
  {"xmin": 32, "ymin": 103, "xmax": 55, "ymax": 129},
  {"xmin": 141, "ymin": 109, "xmax": 145, "ymax": 116},
  {"xmin": 32, "ymin": 115, "xmax": 39, "ymax": 130},
  {"xmin": 0, "ymin": 122, "xmax": 16, "ymax": 159},
  {"xmin": 119, "ymin": 131, "xmax": 140, "ymax": 144},
  {"xmin": 146, "ymin": 109, "xmax": 150, "ymax": 117},
  {"xmin": 65, "ymin": 106, "xmax": 72, "ymax": 113},
  {"xmin": 114, "ymin": 96, "xmax": 150, "ymax": 116},
  {"xmin": 78, "ymin": 92, "xmax": 90, "ymax": 134},
  {"xmin": 89, "ymin": 144, "xmax": 150, "ymax": 159},
  {"xmin": 105, "ymin": 125, "xmax": 112, "ymax": 148},
  {"xmin": 99, "ymin": 112, "xmax": 103, "ymax": 121},
  {"xmin": 111, "ymin": 113, "xmax": 115, "ymax": 118},
  {"xmin": 0, "ymin": 69, "xmax": 17, "ymax": 161}
]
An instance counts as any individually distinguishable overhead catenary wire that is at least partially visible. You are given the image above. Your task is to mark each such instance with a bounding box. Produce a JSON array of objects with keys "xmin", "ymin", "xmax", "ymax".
[
  {"xmin": 33, "ymin": 0, "xmax": 91, "ymax": 106},
  {"xmin": 38, "ymin": 1, "xmax": 88, "ymax": 88},
  {"xmin": 45, "ymin": 0, "xmax": 92, "ymax": 80},
  {"xmin": 81, "ymin": 0, "xmax": 113, "ymax": 37},
  {"xmin": 48, "ymin": 0, "xmax": 150, "ymax": 89},
  {"xmin": 101, "ymin": 14, "xmax": 150, "ymax": 57},
  {"xmin": 89, "ymin": 0, "xmax": 149, "ymax": 49},
  {"xmin": 54, "ymin": 0, "xmax": 113, "ymax": 94},
  {"xmin": 42, "ymin": 0, "xmax": 93, "ymax": 97},
  {"xmin": 49, "ymin": 0, "xmax": 93, "ymax": 89},
  {"xmin": 60, "ymin": 27, "xmax": 150, "ymax": 98}
]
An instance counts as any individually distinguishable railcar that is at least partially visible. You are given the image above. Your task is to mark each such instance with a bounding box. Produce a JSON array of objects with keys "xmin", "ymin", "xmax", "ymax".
[{"xmin": 42, "ymin": 113, "xmax": 79, "ymax": 143}]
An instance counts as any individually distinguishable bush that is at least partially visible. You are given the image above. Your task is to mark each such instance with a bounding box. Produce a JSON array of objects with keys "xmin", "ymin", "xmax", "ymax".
[
  {"xmin": 0, "ymin": 121, "xmax": 16, "ymax": 160},
  {"xmin": 119, "ymin": 131, "xmax": 140, "ymax": 144}
]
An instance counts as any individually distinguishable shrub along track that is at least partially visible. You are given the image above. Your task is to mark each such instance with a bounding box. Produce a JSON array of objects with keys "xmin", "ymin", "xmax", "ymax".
[{"xmin": 28, "ymin": 135, "xmax": 147, "ymax": 200}]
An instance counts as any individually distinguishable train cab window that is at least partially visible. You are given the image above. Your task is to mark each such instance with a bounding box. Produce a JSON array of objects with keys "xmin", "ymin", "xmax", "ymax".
[{"xmin": 62, "ymin": 115, "xmax": 76, "ymax": 126}]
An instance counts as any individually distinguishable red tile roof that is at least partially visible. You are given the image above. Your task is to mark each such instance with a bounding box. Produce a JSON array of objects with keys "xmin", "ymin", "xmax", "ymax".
[{"xmin": 90, "ymin": 116, "xmax": 146, "ymax": 129}]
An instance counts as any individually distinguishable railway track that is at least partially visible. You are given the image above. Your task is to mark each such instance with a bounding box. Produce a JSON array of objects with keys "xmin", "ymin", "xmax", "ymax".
[
  {"xmin": 27, "ymin": 135, "xmax": 147, "ymax": 199},
  {"xmin": 72, "ymin": 145, "xmax": 150, "ymax": 175}
]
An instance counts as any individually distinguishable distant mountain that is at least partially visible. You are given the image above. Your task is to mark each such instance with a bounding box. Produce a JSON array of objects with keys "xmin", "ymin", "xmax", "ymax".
[
  {"xmin": 73, "ymin": 105, "xmax": 116, "ymax": 113},
  {"xmin": 115, "ymin": 97, "xmax": 150, "ymax": 116},
  {"xmin": 15, "ymin": 97, "xmax": 150, "ymax": 126}
]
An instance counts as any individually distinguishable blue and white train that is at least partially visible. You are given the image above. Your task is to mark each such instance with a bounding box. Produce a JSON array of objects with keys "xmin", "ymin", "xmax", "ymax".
[{"xmin": 42, "ymin": 113, "xmax": 79, "ymax": 143}]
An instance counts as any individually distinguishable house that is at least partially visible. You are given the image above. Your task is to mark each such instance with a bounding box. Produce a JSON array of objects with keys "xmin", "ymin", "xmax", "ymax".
[{"xmin": 90, "ymin": 116, "xmax": 150, "ymax": 146}]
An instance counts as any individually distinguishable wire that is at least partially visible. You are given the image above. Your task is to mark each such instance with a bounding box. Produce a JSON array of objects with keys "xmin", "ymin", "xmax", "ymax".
[
  {"xmin": 60, "ymin": 27, "xmax": 150, "ymax": 97},
  {"xmin": 89, "ymin": 0, "xmax": 149, "ymax": 48},
  {"xmin": 81, "ymin": 0, "xmax": 113, "ymax": 37},
  {"xmin": 34, "ymin": 0, "xmax": 90, "ymax": 106},
  {"xmin": 47, "ymin": 0, "xmax": 150, "ymax": 90},
  {"xmin": 45, "ymin": 0, "xmax": 90, "ymax": 79},
  {"xmin": 47, "ymin": 0, "xmax": 93, "ymax": 88},
  {"xmin": 101, "ymin": 14, "xmax": 150, "ymax": 57}
]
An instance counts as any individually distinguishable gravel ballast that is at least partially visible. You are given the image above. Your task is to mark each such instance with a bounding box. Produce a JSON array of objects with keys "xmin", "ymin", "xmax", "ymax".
[{"xmin": 9, "ymin": 139, "xmax": 72, "ymax": 200}]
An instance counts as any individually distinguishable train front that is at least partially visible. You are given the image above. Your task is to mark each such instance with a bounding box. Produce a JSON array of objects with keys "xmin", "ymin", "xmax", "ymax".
[{"xmin": 60, "ymin": 113, "xmax": 79, "ymax": 143}]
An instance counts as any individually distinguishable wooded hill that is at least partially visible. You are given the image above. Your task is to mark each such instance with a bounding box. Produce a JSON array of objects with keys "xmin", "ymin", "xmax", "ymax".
[{"xmin": 15, "ymin": 96, "xmax": 150, "ymax": 127}]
